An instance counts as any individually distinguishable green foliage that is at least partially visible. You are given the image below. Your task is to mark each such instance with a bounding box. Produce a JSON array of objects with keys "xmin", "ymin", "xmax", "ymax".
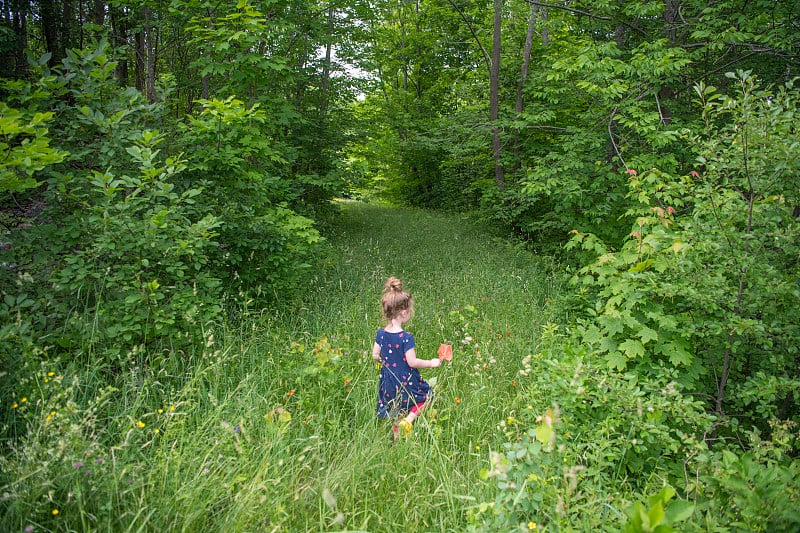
[
  {"xmin": 624, "ymin": 487, "xmax": 694, "ymax": 533},
  {"xmin": 176, "ymin": 96, "xmax": 322, "ymax": 292},
  {"xmin": 469, "ymin": 336, "xmax": 711, "ymax": 531},
  {"xmin": 693, "ymin": 437, "xmax": 800, "ymax": 531},
  {"xmin": 49, "ymin": 130, "xmax": 222, "ymax": 363},
  {"xmin": 0, "ymin": 100, "xmax": 65, "ymax": 193},
  {"xmin": 0, "ymin": 42, "xmax": 224, "ymax": 371},
  {"xmin": 566, "ymin": 74, "xmax": 800, "ymax": 425}
]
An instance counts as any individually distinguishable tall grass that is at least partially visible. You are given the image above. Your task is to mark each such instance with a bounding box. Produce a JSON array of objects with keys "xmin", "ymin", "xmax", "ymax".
[{"xmin": 2, "ymin": 202, "xmax": 565, "ymax": 532}]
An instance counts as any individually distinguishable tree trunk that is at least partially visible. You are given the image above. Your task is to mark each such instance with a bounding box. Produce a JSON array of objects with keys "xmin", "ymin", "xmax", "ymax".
[
  {"xmin": 657, "ymin": 0, "xmax": 680, "ymax": 125},
  {"xmin": 92, "ymin": 0, "xmax": 105, "ymax": 25},
  {"xmin": 135, "ymin": 21, "xmax": 145, "ymax": 93},
  {"xmin": 110, "ymin": 6, "xmax": 129, "ymax": 85},
  {"xmin": 319, "ymin": 5, "xmax": 335, "ymax": 126},
  {"xmin": 143, "ymin": 6, "xmax": 157, "ymax": 103},
  {"xmin": 39, "ymin": 0, "xmax": 64, "ymax": 67},
  {"xmin": 490, "ymin": 0, "xmax": 505, "ymax": 190},
  {"xmin": 606, "ymin": 24, "xmax": 626, "ymax": 169},
  {"xmin": 513, "ymin": 5, "xmax": 546, "ymax": 174},
  {"xmin": 6, "ymin": 0, "xmax": 28, "ymax": 77}
]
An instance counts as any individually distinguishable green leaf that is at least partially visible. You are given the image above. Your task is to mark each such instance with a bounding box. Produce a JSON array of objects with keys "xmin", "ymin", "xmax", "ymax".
[
  {"xmin": 647, "ymin": 502, "xmax": 666, "ymax": 527},
  {"xmin": 665, "ymin": 500, "xmax": 695, "ymax": 523},
  {"xmin": 637, "ymin": 326, "xmax": 659, "ymax": 345},
  {"xmin": 660, "ymin": 341, "xmax": 693, "ymax": 366},
  {"xmin": 534, "ymin": 422, "xmax": 554, "ymax": 449},
  {"xmin": 620, "ymin": 339, "xmax": 645, "ymax": 359},
  {"xmin": 606, "ymin": 351, "xmax": 627, "ymax": 370}
]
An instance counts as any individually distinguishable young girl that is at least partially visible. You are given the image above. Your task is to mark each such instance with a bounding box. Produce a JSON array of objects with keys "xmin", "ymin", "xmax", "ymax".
[{"xmin": 372, "ymin": 277, "xmax": 441, "ymax": 437}]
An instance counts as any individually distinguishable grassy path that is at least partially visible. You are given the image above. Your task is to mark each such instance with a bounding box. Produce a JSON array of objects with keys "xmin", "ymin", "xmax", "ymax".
[
  {"xmin": 8, "ymin": 202, "xmax": 565, "ymax": 532},
  {"xmin": 215, "ymin": 201, "xmax": 565, "ymax": 531}
]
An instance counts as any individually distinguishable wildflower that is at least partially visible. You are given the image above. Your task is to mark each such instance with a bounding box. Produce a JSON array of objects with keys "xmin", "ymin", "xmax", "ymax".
[
  {"xmin": 169, "ymin": 405, "xmax": 175, "ymax": 411},
  {"xmin": 625, "ymin": 168, "xmax": 637, "ymax": 176},
  {"xmin": 51, "ymin": 509, "xmax": 59, "ymax": 516},
  {"xmin": 454, "ymin": 397, "xmax": 461, "ymax": 404},
  {"xmin": 72, "ymin": 461, "xmax": 83, "ymax": 469},
  {"xmin": 689, "ymin": 170, "xmax": 700, "ymax": 178},
  {"xmin": 157, "ymin": 409, "xmax": 163, "ymax": 414},
  {"xmin": 286, "ymin": 389, "xmax": 295, "ymax": 397},
  {"xmin": 475, "ymin": 445, "xmax": 481, "ymax": 451},
  {"xmin": 24, "ymin": 526, "xmax": 34, "ymax": 533},
  {"xmin": 528, "ymin": 521, "xmax": 537, "ymax": 530},
  {"xmin": 12, "ymin": 403, "xmax": 17, "ymax": 409},
  {"xmin": 21, "ymin": 397, "xmax": 27, "ymax": 403},
  {"xmin": 397, "ymin": 418, "xmax": 413, "ymax": 436},
  {"xmin": 666, "ymin": 206, "xmax": 676, "ymax": 215},
  {"xmin": 96, "ymin": 457, "xmax": 104, "ymax": 464},
  {"xmin": 136, "ymin": 420, "xmax": 146, "ymax": 428},
  {"xmin": 154, "ymin": 429, "xmax": 160, "ymax": 434},
  {"xmin": 48, "ymin": 371, "xmax": 55, "ymax": 377},
  {"xmin": 343, "ymin": 379, "xmax": 351, "ymax": 387}
]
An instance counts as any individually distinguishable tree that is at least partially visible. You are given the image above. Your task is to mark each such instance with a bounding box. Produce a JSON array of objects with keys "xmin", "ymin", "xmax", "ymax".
[{"xmin": 490, "ymin": 0, "xmax": 504, "ymax": 189}]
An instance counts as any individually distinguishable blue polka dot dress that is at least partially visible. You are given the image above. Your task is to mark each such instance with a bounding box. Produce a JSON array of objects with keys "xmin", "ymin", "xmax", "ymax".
[{"xmin": 375, "ymin": 328, "xmax": 431, "ymax": 418}]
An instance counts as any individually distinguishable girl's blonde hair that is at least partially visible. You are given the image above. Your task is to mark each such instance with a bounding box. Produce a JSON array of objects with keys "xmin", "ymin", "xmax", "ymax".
[{"xmin": 382, "ymin": 277, "xmax": 413, "ymax": 321}]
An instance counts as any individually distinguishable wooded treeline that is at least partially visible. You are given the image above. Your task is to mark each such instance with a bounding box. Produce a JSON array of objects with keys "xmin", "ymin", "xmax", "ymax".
[{"xmin": 1, "ymin": 0, "xmax": 799, "ymax": 530}]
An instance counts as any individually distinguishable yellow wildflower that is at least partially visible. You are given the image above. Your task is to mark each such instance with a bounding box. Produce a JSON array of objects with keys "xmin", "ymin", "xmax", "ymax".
[
  {"xmin": 397, "ymin": 418, "xmax": 413, "ymax": 436},
  {"xmin": 136, "ymin": 420, "xmax": 146, "ymax": 428}
]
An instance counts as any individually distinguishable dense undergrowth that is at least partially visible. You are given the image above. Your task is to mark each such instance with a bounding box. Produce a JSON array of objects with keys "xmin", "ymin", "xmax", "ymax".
[{"xmin": 3, "ymin": 202, "xmax": 798, "ymax": 532}]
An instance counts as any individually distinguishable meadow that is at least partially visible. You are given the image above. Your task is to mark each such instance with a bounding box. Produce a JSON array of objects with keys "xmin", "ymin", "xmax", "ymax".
[{"xmin": 3, "ymin": 202, "xmax": 568, "ymax": 532}]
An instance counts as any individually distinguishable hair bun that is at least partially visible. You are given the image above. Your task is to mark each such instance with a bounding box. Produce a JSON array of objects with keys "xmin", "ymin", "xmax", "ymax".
[{"xmin": 384, "ymin": 276, "xmax": 403, "ymax": 293}]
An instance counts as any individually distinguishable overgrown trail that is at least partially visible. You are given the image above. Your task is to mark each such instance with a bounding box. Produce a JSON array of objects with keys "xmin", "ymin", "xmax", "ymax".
[
  {"xmin": 93, "ymin": 202, "xmax": 565, "ymax": 532},
  {"xmin": 246, "ymin": 201, "xmax": 565, "ymax": 531}
]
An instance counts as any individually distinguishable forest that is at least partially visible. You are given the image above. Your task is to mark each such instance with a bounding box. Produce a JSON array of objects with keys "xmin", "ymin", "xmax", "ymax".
[{"xmin": 1, "ymin": 0, "xmax": 798, "ymax": 531}]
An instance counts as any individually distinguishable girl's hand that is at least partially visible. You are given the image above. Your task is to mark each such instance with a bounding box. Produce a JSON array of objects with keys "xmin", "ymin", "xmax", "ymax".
[{"xmin": 430, "ymin": 358, "xmax": 442, "ymax": 368}]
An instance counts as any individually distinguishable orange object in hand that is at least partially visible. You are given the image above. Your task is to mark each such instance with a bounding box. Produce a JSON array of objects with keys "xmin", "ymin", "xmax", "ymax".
[{"xmin": 438, "ymin": 343, "xmax": 453, "ymax": 362}]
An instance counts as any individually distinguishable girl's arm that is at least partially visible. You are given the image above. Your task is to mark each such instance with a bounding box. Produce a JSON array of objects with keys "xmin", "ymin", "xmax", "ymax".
[
  {"xmin": 405, "ymin": 347, "xmax": 442, "ymax": 369},
  {"xmin": 372, "ymin": 342, "xmax": 382, "ymax": 361}
]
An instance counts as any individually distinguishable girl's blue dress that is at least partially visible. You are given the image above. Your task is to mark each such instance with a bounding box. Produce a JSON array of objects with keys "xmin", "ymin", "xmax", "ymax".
[{"xmin": 375, "ymin": 328, "xmax": 431, "ymax": 418}]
